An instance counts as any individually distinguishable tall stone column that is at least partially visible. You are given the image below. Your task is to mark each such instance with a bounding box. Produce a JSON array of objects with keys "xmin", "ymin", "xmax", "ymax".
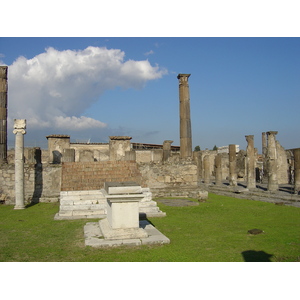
[
  {"xmin": 229, "ymin": 144, "xmax": 237, "ymax": 186},
  {"xmin": 214, "ymin": 153, "xmax": 222, "ymax": 186},
  {"xmin": 245, "ymin": 135, "xmax": 256, "ymax": 189},
  {"xmin": 262, "ymin": 132, "xmax": 267, "ymax": 178},
  {"xmin": 293, "ymin": 148, "xmax": 300, "ymax": 194},
  {"xmin": 177, "ymin": 74, "xmax": 192, "ymax": 159},
  {"xmin": 13, "ymin": 119, "xmax": 26, "ymax": 210},
  {"xmin": 0, "ymin": 66, "xmax": 8, "ymax": 163},
  {"xmin": 266, "ymin": 131, "xmax": 278, "ymax": 191}
]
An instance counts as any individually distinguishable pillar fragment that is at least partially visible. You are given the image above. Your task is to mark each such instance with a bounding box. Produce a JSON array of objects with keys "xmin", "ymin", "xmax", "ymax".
[
  {"xmin": 245, "ymin": 135, "xmax": 256, "ymax": 189},
  {"xmin": 162, "ymin": 140, "xmax": 173, "ymax": 162},
  {"xmin": 214, "ymin": 153, "xmax": 222, "ymax": 186},
  {"xmin": 266, "ymin": 131, "xmax": 278, "ymax": 191},
  {"xmin": 262, "ymin": 132, "xmax": 267, "ymax": 179},
  {"xmin": 109, "ymin": 136, "xmax": 132, "ymax": 161},
  {"xmin": 0, "ymin": 66, "xmax": 8, "ymax": 163},
  {"xmin": 177, "ymin": 74, "xmax": 192, "ymax": 159},
  {"xmin": 203, "ymin": 155, "xmax": 210, "ymax": 184},
  {"xmin": 13, "ymin": 119, "xmax": 26, "ymax": 210},
  {"xmin": 229, "ymin": 144, "xmax": 237, "ymax": 186},
  {"xmin": 293, "ymin": 148, "xmax": 300, "ymax": 194}
]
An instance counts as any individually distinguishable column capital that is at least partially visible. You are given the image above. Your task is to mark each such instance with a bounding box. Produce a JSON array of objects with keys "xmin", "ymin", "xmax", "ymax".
[
  {"xmin": 13, "ymin": 129, "xmax": 26, "ymax": 135},
  {"xmin": 13, "ymin": 119, "xmax": 26, "ymax": 135},
  {"xmin": 177, "ymin": 74, "xmax": 191, "ymax": 84},
  {"xmin": 266, "ymin": 131, "xmax": 278, "ymax": 136}
]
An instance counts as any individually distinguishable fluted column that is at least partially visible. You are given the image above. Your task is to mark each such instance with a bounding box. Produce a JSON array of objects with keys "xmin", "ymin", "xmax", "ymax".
[
  {"xmin": 245, "ymin": 135, "xmax": 256, "ymax": 189},
  {"xmin": 177, "ymin": 74, "xmax": 192, "ymax": 159},
  {"xmin": 0, "ymin": 66, "xmax": 8, "ymax": 163},
  {"xmin": 13, "ymin": 119, "xmax": 26, "ymax": 209},
  {"xmin": 266, "ymin": 131, "xmax": 278, "ymax": 191}
]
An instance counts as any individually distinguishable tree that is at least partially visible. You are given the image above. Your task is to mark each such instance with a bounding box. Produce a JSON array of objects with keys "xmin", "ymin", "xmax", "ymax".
[
  {"xmin": 194, "ymin": 145, "xmax": 201, "ymax": 151},
  {"xmin": 213, "ymin": 145, "xmax": 218, "ymax": 151}
]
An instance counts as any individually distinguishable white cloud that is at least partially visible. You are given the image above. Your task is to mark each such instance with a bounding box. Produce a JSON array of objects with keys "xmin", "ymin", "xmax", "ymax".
[
  {"xmin": 144, "ymin": 50, "xmax": 154, "ymax": 56},
  {"xmin": 53, "ymin": 116, "xmax": 107, "ymax": 130},
  {"xmin": 7, "ymin": 46, "xmax": 167, "ymax": 131}
]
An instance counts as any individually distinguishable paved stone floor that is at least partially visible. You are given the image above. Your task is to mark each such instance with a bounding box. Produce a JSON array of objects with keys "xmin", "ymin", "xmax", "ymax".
[
  {"xmin": 201, "ymin": 181, "xmax": 300, "ymax": 208},
  {"xmin": 157, "ymin": 198, "xmax": 199, "ymax": 207},
  {"xmin": 84, "ymin": 219, "xmax": 170, "ymax": 248}
]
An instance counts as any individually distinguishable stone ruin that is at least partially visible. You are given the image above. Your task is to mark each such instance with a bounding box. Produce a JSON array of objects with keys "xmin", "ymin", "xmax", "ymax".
[{"xmin": 0, "ymin": 66, "xmax": 299, "ymax": 212}]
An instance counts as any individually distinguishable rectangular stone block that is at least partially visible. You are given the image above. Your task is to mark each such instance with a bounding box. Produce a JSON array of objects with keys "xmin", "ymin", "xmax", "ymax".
[{"xmin": 104, "ymin": 182, "xmax": 142, "ymax": 194}]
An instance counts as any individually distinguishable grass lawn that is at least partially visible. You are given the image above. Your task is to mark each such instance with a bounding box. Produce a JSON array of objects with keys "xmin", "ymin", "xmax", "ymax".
[{"xmin": 0, "ymin": 193, "xmax": 299, "ymax": 262}]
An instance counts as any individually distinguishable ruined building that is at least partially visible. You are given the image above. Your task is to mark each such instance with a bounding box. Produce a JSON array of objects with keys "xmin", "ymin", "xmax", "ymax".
[{"xmin": 0, "ymin": 67, "xmax": 299, "ymax": 208}]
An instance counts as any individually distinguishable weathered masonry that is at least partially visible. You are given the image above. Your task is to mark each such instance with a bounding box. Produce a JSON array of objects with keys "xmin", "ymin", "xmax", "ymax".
[{"xmin": 0, "ymin": 69, "xmax": 299, "ymax": 206}]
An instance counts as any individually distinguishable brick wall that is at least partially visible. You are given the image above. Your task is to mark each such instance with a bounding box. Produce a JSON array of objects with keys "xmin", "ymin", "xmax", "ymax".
[{"xmin": 61, "ymin": 160, "xmax": 145, "ymax": 191}]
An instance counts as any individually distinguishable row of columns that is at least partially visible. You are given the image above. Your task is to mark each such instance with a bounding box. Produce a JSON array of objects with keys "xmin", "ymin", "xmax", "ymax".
[{"xmin": 203, "ymin": 132, "xmax": 300, "ymax": 194}]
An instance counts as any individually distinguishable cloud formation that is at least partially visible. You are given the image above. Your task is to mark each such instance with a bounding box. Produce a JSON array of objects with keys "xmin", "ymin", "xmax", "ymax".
[{"xmin": 8, "ymin": 46, "xmax": 167, "ymax": 131}]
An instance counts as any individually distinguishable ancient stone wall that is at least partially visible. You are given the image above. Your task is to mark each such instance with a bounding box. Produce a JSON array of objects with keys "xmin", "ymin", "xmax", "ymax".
[
  {"xmin": 137, "ymin": 160, "xmax": 198, "ymax": 188},
  {"xmin": 0, "ymin": 163, "xmax": 61, "ymax": 204}
]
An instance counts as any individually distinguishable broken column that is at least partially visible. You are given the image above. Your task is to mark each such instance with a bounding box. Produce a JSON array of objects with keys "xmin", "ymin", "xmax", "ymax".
[
  {"xmin": 245, "ymin": 135, "xmax": 256, "ymax": 189},
  {"xmin": 177, "ymin": 74, "xmax": 192, "ymax": 159},
  {"xmin": 162, "ymin": 140, "xmax": 173, "ymax": 162},
  {"xmin": 214, "ymin": 153, "xmax": 222, "ymax": 186},
  {"xmin": 0, "ymin": 66, "xmax": 8, "ymax": 163},
  {"xmin": 13, "ymin": 119, "xmax": 26, "ymax": 210},
  {"xmin": 229, "ymin": 144, "xmax": 237, "ymax": 186},
  {"xmin": 293, "ymin": 148, "xmax": 300, "ymax": 194},
  {"xmin": 109, "ymin": 136, "xmax": 132, "ymax": 161},
  {"xmin": 266, "ymin": 131, "xmax": 278, "ymax": 191}
]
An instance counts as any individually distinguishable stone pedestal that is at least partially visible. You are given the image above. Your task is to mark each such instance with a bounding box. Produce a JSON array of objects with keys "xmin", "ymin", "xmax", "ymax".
[
  {"xmin": 266, "ymin": 131, "xmax": 278, "ymax": 191},
  {"xmin": 13, "ymin": 119, "xmax": 26, "ymax": 210},
  {"xmin": 177, "ymin": 74, "xmax": 192, "ymax": 159},
  {"xmin": 100, "ymin": 182, "xmax": 148, "ymax": 240},
  {"xmin": 163, "ymin": 140, "xmax": 173, "ymax": 162},
  {"xmin": 293, "ymin": 148, "xmax": 300, "ymax": 194},
  {"xmin": 229, "ymin": 144, "xmax": 237, "ymax": 186},
  {"xmin": 46, "ymin": 134, "xmax": 70, "ymax": 164},
  {"xmin": 245, "ymin": 135, "xmax": 256, "ymax": 189},
  {"xmin": 109, "ymin": 136, "xmax": 132, "ymax": 161}
]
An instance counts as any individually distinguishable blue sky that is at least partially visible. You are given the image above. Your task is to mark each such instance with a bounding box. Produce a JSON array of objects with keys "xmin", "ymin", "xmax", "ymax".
[{"xmin": 1, "ymin": 37, "xmax": 300, "ymax": 152}]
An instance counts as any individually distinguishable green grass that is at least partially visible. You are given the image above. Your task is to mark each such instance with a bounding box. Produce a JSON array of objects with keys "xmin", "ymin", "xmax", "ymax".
[{"xmin": 0, "ymin": 193, "xmax": 299, "ymax": 262}]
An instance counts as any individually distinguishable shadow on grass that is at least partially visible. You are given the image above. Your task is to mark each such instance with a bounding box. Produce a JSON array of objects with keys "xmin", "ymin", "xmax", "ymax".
[{"xmin": 242, "ymin": 250, "xmax": 273, "ymax": 262}]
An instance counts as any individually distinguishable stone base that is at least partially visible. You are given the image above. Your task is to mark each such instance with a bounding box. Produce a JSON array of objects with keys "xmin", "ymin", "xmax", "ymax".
[
  {"xmin": 99, "ymin": 218, "xmax": 148, "ymax": 240},
  {"xmin": 14, "ymin": 205, "xmax": 25, "ymax": 210},
  {"xmin": 84, "ymin": 220, "xmax": 170, "ymax": 248}
]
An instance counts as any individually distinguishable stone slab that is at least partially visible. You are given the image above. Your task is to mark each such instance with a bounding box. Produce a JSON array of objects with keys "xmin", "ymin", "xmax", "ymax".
[
  {"xmin": 84, "ymin": 219, "xmax": 170, "ymax": 248},
  {"xmin": 104, "ymin": 181, "xmax": 142, "ymax": 195},
  {"xmin": 99, "ymin": 218, "xmax": 148, "ymax": 239}
]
